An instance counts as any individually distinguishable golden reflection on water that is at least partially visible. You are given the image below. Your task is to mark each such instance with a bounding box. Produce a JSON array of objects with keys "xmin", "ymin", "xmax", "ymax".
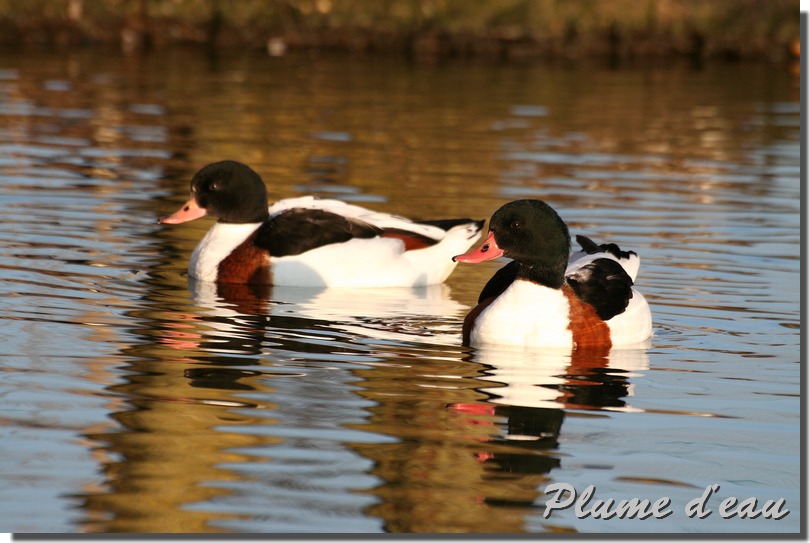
[
  {"xmin": 348, "ymin": 344, "xmax": 646, "ymax": 533},
  {"xmin": 76, "ymin": 290, "xmax": 282, "ymax": 532},
  {"xmin": 69, "ymin": 274, "xmax": 659, "ymax": 532}
]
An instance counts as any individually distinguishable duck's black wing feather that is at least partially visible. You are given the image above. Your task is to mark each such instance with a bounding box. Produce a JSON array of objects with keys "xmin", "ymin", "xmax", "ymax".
[
  {"xmin": 566, "ymin": 257, "xmax": 633, "ymax": 321},
  {"xmin": 253, "ymin": 208, "xmax": 382, "ymax": 257}
]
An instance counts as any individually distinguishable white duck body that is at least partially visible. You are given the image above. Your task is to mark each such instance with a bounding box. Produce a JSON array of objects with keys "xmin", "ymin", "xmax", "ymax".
[
  {"xmin": 456, "ymin": 200, "xmax": 653, "ymax": 351},
  {"xmin": 466, "ymin": 249, "xmax": 653, "ymax": 349},
  {"xmin": 189, "ymin": 196, "xmax": 482, "ymax": 287}
]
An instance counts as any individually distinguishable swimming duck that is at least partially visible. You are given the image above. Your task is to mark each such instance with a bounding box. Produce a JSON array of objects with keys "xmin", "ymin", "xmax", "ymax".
[
  {"xmin": 453, "ymin": 199, "xmax": 652, "ymax": 349},
  {"xmin": 159, "ymin": 160, "xmax": 484, "ymax": 287}
]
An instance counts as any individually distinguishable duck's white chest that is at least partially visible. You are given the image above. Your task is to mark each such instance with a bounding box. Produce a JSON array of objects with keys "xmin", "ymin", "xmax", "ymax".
[
  {"xmin": 470, "ymin": 280, "xmax": 573, "ymax": 348},
  {"xmin": 189, "ymin": 222, "xmax": 262, "ymax": 281}
]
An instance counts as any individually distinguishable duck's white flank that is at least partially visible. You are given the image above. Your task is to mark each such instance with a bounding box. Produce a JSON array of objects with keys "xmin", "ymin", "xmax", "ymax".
[
  {"xmin": 604, "ymin": 289, "xmax": 653, "ymax": 346},
  {"xmin": 271, "ymin": 220, "xmax": 480, "ymax": 287}
]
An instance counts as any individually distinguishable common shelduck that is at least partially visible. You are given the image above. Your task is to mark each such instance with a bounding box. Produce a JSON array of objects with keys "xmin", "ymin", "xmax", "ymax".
[
  {"xmin": 453, "ymin": 199, "xmax": 653, "ymax": 349},
  {"xmin": 159, "ymin": 160, "xmax": 484, "ymax": 288}
]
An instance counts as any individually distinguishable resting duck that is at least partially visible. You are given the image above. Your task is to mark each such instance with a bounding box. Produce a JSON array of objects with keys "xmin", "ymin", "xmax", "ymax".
[
  {"xmin": 453, "ymin": 199, "xmax": 652, "ymax": 349},
  {"xmin": 159, "ymin": 160, "xmax": 484, "ymax": 287}
]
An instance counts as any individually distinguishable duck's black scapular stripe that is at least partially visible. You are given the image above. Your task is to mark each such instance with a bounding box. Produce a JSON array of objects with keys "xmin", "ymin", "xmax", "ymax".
[{"xmin": 252, "ymin": 208, "xmax": 382, "ymax": 257}]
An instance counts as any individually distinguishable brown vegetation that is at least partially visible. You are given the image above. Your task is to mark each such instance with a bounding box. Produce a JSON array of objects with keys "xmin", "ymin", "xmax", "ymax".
[{"xmin": 0, "ymin": 0, "xmax": 799, "ymax": 60}]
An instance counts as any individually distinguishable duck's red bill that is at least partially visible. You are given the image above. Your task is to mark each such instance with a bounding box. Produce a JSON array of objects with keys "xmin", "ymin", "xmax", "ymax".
[
  {"xmin": 159, "ymin": 197, "xmax": 207, "ymax": 224},
  {"xmin": 453, "ymin": 231, "xmax": 504, "ymax": 263}
]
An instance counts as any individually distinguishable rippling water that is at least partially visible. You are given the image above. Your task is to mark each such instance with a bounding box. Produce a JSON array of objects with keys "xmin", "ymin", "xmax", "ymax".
[{"xmin": 0, "ymin": 49, "xmax": 800, "ymax": 534}]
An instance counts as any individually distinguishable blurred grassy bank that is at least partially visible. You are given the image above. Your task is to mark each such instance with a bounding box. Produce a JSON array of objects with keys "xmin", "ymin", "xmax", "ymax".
[{"xmin": 0, "ymin": 0, "xmax": 799, "ymax": 60}]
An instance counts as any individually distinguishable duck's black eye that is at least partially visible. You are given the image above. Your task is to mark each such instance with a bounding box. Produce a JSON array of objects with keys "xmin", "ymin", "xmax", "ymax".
[{"xmin": 511, "ymin": 221, "xmax": 522, "ymax": 229}]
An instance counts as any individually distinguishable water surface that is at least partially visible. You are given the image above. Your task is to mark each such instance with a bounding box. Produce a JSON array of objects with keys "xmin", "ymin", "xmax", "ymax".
[{"xmin": 0, "ymin": 49, "xmax": 800, "ymax": 533}]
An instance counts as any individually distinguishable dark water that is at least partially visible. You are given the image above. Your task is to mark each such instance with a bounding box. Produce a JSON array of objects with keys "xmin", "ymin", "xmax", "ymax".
[{"xmin": 0, "ymin": 49, "xmax": 800, "ymax": 533}]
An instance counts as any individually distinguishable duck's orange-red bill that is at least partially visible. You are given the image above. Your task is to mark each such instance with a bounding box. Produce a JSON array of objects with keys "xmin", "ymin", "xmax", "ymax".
[
  {"xmin": 158, "ymin": 197, "xmax": 207, "ymax": 224},
  {"xmin": 453, "ymin": 231, "xmax": 504, "ymax": 263}
]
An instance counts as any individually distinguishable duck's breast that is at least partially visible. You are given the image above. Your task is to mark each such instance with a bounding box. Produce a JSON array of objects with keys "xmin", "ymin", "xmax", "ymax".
[
  {"xmin": 469, "ymin": 279, "xmax": 574, "ymax": 348},
  {"xmin": 189, "ymin": 222, "xmax": 264, "ymax": 282}
]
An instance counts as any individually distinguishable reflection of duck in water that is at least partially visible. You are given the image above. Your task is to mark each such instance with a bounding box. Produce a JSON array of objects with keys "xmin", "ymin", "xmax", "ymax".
[
  {"xmin": 454, "ymin": 199, "xmax": 652, "ymax": 349},
  {"xmin": 461, "ymin": 344, "xmax": 650, "ymax": 412},
  {"xmin": 448, "ymin": 200, "xmax": 651, "ymax": 493},
  {"xmin": 189, "ymin": 279, "xmax": 470, "ymax": 345},
  {"xmin": 159, "ymin": 160, "xmax": 483, "ymax": 288},
  {"xmin": 448, "ymin": 344, "xmax": 650, "ymax": 503}
]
